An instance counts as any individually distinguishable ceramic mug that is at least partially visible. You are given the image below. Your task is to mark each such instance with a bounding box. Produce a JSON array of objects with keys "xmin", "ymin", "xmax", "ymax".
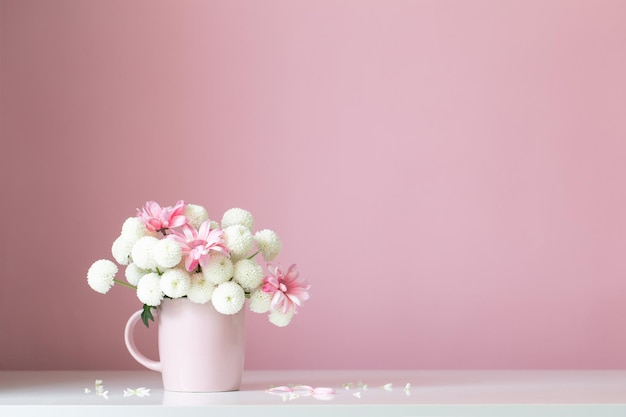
[{"xmin": 124, "ymin": 297, "xmax": 245, "ymax": 392}]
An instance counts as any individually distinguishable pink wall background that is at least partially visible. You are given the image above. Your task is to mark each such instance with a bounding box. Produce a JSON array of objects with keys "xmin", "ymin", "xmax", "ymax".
[{"xmin": 1, "ymin": 0, "xmax": 626, "ymax": 370}]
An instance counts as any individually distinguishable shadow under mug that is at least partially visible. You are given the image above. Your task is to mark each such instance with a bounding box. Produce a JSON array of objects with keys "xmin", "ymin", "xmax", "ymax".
[{"xmin": 124, "ymin": 297, "xmax": 246, "ymax": 392}]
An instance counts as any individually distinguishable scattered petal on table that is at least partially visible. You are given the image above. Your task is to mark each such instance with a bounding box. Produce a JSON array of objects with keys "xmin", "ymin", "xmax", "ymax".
[
  {"xmin": 292, "ymin": 385, "xmax": 314, "ymax": 396},
  {"xmin": 312, "ymin": 392, "xmax": 335, "ymax": 401},
  {"xmin": 312, "ymin": 387, "xmax": 335, "ymax": 395},
  {"xmin": 266, "ymin": 386, "xmax": 293, "ymax": 395},
  {"xmin": 123, "ymin": 387, "xmax": 151, "ymax": 398},
  {"xmin": 382, "ymin": 383, "xmax": 393, "ymax": 391}
]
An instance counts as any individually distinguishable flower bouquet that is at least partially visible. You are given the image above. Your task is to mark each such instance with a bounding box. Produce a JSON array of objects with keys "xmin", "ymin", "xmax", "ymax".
[{"xmin": 87, "ymin": 200, "xmax": 310, "ymax": 327}]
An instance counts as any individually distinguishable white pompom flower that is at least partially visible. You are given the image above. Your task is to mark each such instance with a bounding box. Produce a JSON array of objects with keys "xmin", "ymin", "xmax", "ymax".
[
  {"xmin": 233, "ymin": 258, "xmax": 264, "ymax": 291},
  {"xmin": 224, "ymin": 224, "xmax": 254, "ymax": 260},
  {"xmin": 211, "ymin": 281, "xmax": 245, "ymax": 315},
  {"xmin": 153, "ymin": 238, "xmax": 182, "ymax": 269},
  {"xmin": 136, "ymin": 273, "xmax": 164, "ymax": 306},
  {"xmin": 160, "ymin": 268, "xmax": 191, "ymax": 298},
  {"xmin": 121, "ymin": 217, "xmax": 154, "ymax": 240},
  {"xmin": 184, "ymin": 204, "xmax": 209, "ymax": 229},
  {"xmin": 203, "ymin": 253, "xmax": 234, "ymax": 284},
  {"xmin": 87, "ymin": 259, "xmax": 118, "ymax": 294},
  {"xmin": 253, "ymin": 229, "xmax": 282, "ymax": 261},
  {"xmin": 249, "ymin": 288, "xmax": 272, "ymax": 313},
  {"xmin": 221, "ymin": 208, "xmax": 254, "ymax": 231},
  {"xmin": 131, "ymin": 236, "xmax": 160, "ymax": 270},
  {"xmin": 268, "ymin": 307, "xmax": 295, "ymax": 327},
  {"xmin": 111, "ymin": 234, "xmax": 135, "ymax": 265},
  {"xmin": 125, "ymin": 262, "xmax": 148, "ymax": 286},
  {"xmin": 186, "ymin": 272, "xmax": 216, "ymax": 304}
]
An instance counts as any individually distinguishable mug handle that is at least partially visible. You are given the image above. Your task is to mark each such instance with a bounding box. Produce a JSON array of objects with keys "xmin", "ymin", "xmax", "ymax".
[{"xmin": 124, "ymin": 309, "xmax": 162, "ymax": 372}]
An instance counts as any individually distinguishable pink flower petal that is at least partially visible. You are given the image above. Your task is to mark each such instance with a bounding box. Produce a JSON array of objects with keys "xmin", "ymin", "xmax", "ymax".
[
  {"xmin": 313, "ymin": 387, "xmax": 335, "ymax": 395},
  {"xmin": 266, "ymin": 386, "xmax": 292, "ymax": 395},
  {"xmin": 291, "ymin": 385, "xmax": 314, "ymax": 396}
]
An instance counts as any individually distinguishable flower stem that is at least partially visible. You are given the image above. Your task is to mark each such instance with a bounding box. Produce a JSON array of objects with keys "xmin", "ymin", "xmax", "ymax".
[
  {"xmin": 114, "ymin": 279, "xmax": 137, "ymax": 290},
  {"xmin": 248, "ymin": 250, "xmax": 260, "ymax": 260}
]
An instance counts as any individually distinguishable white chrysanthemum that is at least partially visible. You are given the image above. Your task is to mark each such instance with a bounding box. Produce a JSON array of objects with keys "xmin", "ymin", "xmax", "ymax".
[
  {"xmin": 153, "ymin": 238, "xmax": 182, "ymax": 269},
  {"xmin": 186, "ymin": 272, "xmax": 216, "ymax": 304},
  {"xmin": 211, "ymin": 281, "xmax": 245, "ymax": 315},
  {"xmin": 210, "ymin": 220, "xmax": 220, "ymax": 229},
  {"xmin": 253, "ymin": 229, "xmax": 282, "ymax": 261},
  {"xmin": 203, "ymin": 253, "xmax": 234, "ymax": 284},
  {"xmin": 125, "ymin": 262, "xmax": 148, "ymax": 286},
  {"xmin": 136, "ymin": 272, "xmax": 164, "ymax": 306},
  {"xmin": 268, "ymin": 307, "xmax": 295, "ymax": 327},
  {"xmin": 249, "ymin": 288, "xmax": 272, "ymax": 313},
  {"xmin": 233, "ymin": 258, "xmax": 264, "ymax": 291},
  {"xmin": 111, "ymin": 234, "xmax": 134, "ymax": 265},
  {"xmin": 224, "ymin": 225, "xmax": 254, "ymax": 259},
  {"xmin": 121, "ymin": 217, "xmax": 153, "ymax": 240},
  {"xmin": 131, "ymin": 236, "xmax": 159, "ymax": 270},
  {"xmin": 184, "ymin": 204, "xmax": 209, "ymax": 229},
  {"xmin": 87, "ymin": 259, "xmax": 118, "ymax": 294},
  {"xmin": 221, "ymin": 208, "xmax": 254, "ymax": 231},
  {"xmin": 160, "ymin": 268, "xmax": 191, "ymax": 299}
]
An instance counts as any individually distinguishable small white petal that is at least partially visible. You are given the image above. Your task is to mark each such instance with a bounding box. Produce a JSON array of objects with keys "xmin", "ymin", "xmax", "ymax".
[
  {"xmin": 382, "ymin": 383, "xmax": 393, "ymax": 391},
  {"xmin": 135, "ymin": 387, "xmax": 150, "ymax": 397}
]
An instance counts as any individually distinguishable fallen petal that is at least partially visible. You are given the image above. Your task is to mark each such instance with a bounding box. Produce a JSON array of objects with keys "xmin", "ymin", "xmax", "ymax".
[
  {"xmin": 313, "ymin": 392, "xmax": 336, "ymax": 401},
  {"xmin": 291, "ymin": 385, "xmax": 314, "ymax": 396},
  {"xmin": 266, "ymin": 386, "xmax": 293, "ymax": 395},
  {"xmin": 312, "ymin": 387, "xmax": 335, "ymax": 395}
]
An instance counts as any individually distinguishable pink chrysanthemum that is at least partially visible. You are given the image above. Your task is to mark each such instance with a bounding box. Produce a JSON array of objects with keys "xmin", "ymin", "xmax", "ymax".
[
  {"xmin": 137, "ymin": 200, "xmax": 187, "ymax": 233},
  {"xmin": 170, "ymin": 220, "xmax": 229, "ymax": 272},
  {"xmin": 262, "ymin": 264, "xmax": 310, "ymax": 314}
]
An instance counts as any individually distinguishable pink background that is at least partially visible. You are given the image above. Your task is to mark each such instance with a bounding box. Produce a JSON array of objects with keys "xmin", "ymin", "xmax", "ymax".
[{"xmin": 1, "ymin": 0, "xmax": 626, "ymax": 370}]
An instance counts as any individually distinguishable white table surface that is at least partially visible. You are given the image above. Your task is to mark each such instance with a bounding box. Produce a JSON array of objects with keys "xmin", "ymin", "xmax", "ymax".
[{"xmin": 1, "ymin": 369, "xmax": 626, "ymax": 416}]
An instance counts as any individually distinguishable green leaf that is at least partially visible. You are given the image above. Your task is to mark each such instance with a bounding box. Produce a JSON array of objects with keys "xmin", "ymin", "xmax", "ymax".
[{"xmin": 141, "ymin": 304, "xmax": 155, "ymax": 328}]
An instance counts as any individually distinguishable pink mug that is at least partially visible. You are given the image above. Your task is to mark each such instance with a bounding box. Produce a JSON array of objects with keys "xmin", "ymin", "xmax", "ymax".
[{"xmin": 124, "ymin": 297, "xmax": 245, "ymax": 392}]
